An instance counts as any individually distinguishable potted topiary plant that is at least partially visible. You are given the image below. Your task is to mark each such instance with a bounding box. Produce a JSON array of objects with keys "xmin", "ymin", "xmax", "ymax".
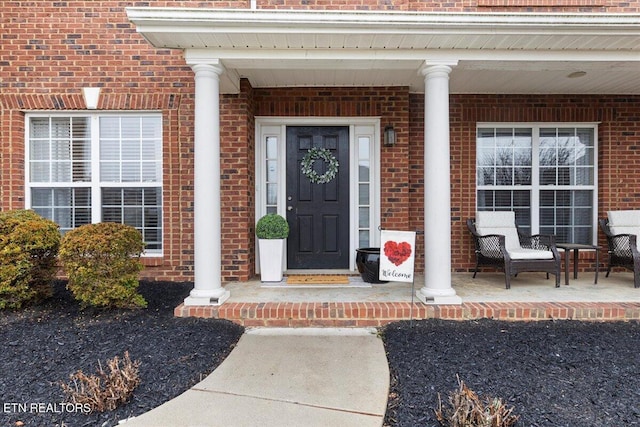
[{"xmin": 256, "ymin": 214, "xmax": 290, "ymax": 282}]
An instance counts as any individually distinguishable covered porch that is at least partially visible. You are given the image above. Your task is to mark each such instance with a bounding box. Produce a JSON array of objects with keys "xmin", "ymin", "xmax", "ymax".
[
  {"xmin": 127, "ymin": 8, "xmax": 640, "ymax": 309},
  {"xmin": 175, "ymin": 272, "xmax": 640, "ymax": 326}
]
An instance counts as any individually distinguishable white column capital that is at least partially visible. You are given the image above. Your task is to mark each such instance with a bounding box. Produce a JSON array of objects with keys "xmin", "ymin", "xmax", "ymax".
[
  {"xmin": 419, "ymin": 60, "xmax": 458, "ymax": 78},
  {"xmin": 185, "ymin": 49, "xmax": 226, "ymax": 68},
  {"xmin": 189, "ymin": 61, "xmax": 226, "ymax": 78}
]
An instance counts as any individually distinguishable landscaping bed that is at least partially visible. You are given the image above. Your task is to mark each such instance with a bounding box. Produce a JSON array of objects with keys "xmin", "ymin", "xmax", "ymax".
[
  {"xmin": 0, "ymin": 281, "xmax": 244, "ymax": 427},
  {"xmin": 3, "ymin": 280, "xmax": 640, "ymax": 427},
  {"xmin": 382, "ymin": 319, "xmax": 640, "ymax": 426}
]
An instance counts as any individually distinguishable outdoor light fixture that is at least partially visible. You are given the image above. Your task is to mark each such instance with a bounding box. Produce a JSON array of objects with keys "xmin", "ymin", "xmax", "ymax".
[{"xmin": 384, "ymin": 125, "xmax": 396, "ymax": 147}]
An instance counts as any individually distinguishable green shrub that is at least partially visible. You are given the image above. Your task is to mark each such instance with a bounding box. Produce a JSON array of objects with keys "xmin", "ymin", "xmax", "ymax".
[
  {"xmin": 60, "ymin": 222, "xmax": 147, "ymax": 309},
  {"xmin": 256, "ymin": 214, "xmax": 289, "ymax": 239},
  {"xmin": 0, "ymin": 210, "xmax": 60, "ymax": 309}
]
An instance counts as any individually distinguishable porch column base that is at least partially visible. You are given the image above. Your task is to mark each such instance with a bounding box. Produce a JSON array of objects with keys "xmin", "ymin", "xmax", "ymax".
[
  {"xmin": 415, "ymin": 288, "xmax": 462, "ymax": 305},
  {"xmin": 184, "ymin": 289, "xmax": 230, "ymax": 306}
]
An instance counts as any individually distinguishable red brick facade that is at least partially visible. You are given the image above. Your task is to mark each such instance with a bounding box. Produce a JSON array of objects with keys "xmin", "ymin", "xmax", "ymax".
[
  {"xmin": 2, "ymin": 1, "xmax": 640, "ymax": 283},
  {"xmin": 175, "ymin": 300, "xmax": 640, "ymax": 327}
]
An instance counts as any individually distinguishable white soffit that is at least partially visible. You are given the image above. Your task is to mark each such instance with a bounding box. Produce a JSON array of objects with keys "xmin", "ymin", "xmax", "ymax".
[{"xmin": 127, "ymin": 8, "xmax": 640, "ymax": 94}]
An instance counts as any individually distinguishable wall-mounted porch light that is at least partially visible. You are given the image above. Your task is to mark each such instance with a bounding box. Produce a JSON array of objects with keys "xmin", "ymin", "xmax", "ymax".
[{"xmin": 384, "ymin": 125, "xmax": 396, "ymax": 147}]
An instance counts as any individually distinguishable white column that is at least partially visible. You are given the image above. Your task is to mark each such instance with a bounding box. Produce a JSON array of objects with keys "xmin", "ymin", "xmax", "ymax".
[
  {"xmin": 417, "ymin": 61, "xmax": 462, "ymax": 305},
  {"xmin": 183, "ymin": 60, "xmax": 230, "ymax": 306}
]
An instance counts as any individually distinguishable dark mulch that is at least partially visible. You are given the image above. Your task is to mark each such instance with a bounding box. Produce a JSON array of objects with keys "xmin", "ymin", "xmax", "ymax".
[
  {"xmin": 4, "ymin": 285, "xmax": 640, "ymax": 427},
  {"xmin": 382, "ymin": 319, "xmax": 640, "ymax": 427},
  {"xmin": 0, "ymin": 281, "xmax": 244, "ymax": 427}
]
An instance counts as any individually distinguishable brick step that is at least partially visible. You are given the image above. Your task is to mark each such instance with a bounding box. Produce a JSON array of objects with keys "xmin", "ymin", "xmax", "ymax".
[{"xmin": 175, "ymin": 301, "xmax": 640, "ymax": 327}]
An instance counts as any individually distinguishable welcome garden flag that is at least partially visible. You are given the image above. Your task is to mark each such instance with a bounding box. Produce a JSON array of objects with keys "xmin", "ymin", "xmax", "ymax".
[{"xmin": 379, "ymin": 230, "xmax": 416, "ymax": 282}]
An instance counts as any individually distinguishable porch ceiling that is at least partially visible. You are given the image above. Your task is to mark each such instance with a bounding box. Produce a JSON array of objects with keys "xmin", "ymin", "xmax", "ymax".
[{"xmin": 127, "ymin": 8, "xmax": 640, "ymax": 95}]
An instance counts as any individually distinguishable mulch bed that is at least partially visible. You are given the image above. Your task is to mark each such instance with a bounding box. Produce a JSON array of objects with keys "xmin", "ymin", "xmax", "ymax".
[
  {"xmin": 382, "ymin": 319, "xmax": 640, "ymax": 427},
  {"xmin": 3, "ymin": 282, "xmax": 640, "ymax": 427},
  {"xmin": 0, "ymin": 281, "xmax": 244, "ymax": 427}
]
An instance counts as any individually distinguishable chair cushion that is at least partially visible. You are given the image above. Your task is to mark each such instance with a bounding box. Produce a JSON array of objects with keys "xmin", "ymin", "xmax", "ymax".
[
  {"xmin": 609, "ymin": 225, "xmax": 640, "ymax": 237},
  {"xmin": 508, "ymin": 248, "xmax": 554, "ymax": 260},
  {"xmin": 476, "ymin": 211, "xmax": 515, "ymax": 228},
  {"xmin": 608, "ymin": 211, "xmax": 640, "ymax": 250},
  {"xmin": 476, "ymin": 211, "xmax": 521, "ymax": 252},
  {"xmin": 608, "ymin": 210, "xmax": 640, "ymax": 227}
]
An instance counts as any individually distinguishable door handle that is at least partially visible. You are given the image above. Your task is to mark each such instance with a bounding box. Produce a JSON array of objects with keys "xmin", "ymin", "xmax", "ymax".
[{"xmin": 287, "ymin": 205, "xmax": 293, "ymax": 211}]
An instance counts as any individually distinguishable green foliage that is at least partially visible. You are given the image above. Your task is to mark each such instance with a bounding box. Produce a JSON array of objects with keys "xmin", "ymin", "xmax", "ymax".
[
  {"xmin": 60, "ymin": 222, "xmax": 147, "ymax": 309},
  {"xmin": 256, "ymin": 214, "xmax": 289, "ymax": 239},
  {"xmin": 0, "ymin": 210, "xmax": 60, "ymax": 309}
]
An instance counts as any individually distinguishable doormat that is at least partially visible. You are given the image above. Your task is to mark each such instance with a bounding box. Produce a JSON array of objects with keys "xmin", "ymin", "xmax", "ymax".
[
  {"xmin": 261, "ymin": 275, "xmax": 372, "ymax": 288},
  {"xmin": 287, "ymin": 275, "xmax": 350, "ymax": 284}
]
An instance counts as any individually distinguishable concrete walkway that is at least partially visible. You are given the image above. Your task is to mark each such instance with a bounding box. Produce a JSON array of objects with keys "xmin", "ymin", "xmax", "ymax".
[{"xmin": 120, "ymin": 328, "xmax": 389, "ymax": 427}]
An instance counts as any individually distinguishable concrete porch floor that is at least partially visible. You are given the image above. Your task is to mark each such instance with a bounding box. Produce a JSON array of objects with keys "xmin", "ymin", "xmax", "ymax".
[{"xmin": 175, "ymin": 271, "xmax": 640, "ymax": 326}]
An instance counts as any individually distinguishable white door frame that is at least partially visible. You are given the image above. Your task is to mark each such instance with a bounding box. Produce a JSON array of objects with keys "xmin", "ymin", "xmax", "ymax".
[{"xmin": 255, "ymin": 117, "xmax": 381, "ymax": 272}]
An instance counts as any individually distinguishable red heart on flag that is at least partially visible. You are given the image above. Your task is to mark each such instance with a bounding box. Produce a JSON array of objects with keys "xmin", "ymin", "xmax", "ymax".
[{"xmin": 383, "ymin": 241, "xmax": 412, "ymax": 266}]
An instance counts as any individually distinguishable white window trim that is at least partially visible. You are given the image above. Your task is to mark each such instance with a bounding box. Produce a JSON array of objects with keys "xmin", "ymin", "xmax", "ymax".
[
  {"xmin": 25, "ymin": 111, "xmax": 164, "ymax": 256},
  {"xmin": 476, "ymin": 122, "xmax": 599, "ymax": 244},
  {"xmin": 255, "ymin": 117, "xmax": 382, "ymax": 272}
]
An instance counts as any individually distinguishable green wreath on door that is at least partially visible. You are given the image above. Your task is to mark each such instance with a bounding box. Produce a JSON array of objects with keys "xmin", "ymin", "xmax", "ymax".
[{"xmin": 300, "ymin": 147, "xmax": 339, "ymax": 184}]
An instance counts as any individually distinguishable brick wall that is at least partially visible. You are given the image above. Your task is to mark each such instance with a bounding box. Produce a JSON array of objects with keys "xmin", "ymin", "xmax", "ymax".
[{"xmin": 219, "ymin": 79, "xmax": 256, "ymax": 282}]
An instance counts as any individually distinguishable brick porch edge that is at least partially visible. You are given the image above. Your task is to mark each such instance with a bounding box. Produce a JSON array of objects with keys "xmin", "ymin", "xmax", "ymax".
[{"xmin": 175, "ymin": 301, "xmax": 640, "ymax": 327}]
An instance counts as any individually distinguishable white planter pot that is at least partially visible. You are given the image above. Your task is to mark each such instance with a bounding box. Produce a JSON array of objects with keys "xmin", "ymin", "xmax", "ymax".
[{"xmin": 258, "ymin": 239, "xmax": 285, "ymax": 282}]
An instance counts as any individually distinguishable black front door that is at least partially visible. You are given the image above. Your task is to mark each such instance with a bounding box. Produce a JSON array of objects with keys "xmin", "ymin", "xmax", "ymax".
[{"xmin": 286, "ymin": 126, "xmax": 350, "ymax": 269}]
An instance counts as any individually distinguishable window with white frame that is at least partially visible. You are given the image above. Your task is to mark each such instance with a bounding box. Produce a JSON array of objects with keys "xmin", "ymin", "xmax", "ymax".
[
  {"xmin": 26, "ymin": 114, "xmax": 163, "ymax": 254},
  {"xmin": 476, "ymin": 124, "xmax": 597, "ymax": 244}
]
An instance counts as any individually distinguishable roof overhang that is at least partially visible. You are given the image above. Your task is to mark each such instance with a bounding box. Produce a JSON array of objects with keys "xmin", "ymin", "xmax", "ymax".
[{"xmin": 127, "ymin": 8, "xmax": 640, "ymax": 94}]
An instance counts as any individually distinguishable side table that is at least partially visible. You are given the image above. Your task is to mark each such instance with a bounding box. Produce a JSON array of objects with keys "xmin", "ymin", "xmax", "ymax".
[{"xmin": 555, "ymin": 243, "xmax": 600, "ymax": 286}]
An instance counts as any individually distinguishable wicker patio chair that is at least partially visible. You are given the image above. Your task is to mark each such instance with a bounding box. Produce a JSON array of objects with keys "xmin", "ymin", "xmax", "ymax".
[
  {"xmin": 467, "ymin": 211, "xmax": 561, "ymax": 289},
  {"xmin": 599, "ymin": 211, "xmax": 640, "ymax": 288}
]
